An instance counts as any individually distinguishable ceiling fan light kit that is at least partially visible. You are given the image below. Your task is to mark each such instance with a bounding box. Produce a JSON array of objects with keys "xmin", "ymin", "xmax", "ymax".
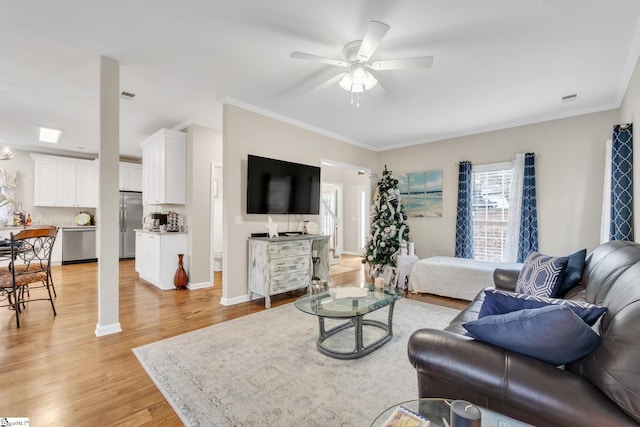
[
  {"xmin": 0, "ymin": 147, "xmax": 15, "ymax": 160},
  {"xmin": 290, "ymin": 20, "xmax": 433, "ymax": 107}
]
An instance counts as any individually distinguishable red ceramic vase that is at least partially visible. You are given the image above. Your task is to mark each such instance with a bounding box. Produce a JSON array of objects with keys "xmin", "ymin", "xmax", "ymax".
[{"xmin": 174, "ymin": 253, "xmax": 188, "ymax": 290}]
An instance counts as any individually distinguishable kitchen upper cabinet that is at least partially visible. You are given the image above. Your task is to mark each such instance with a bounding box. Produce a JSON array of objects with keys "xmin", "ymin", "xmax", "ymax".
[
  {"xmin": 140, "ymin": 128, "xmax": 186, "ymax": 205},
  {"xmin": 32, "ymin": 154, "xmax": 98, "ymax": 208},
  {"xmin": 74, "ymin": 163, "xmax": 98, "ymax": 207},
  {"xmin": 119, "ymin": 162, "xmax": 142, "ymax": 192},
  {"xmin": 33, "ymin": 157, "xmax": 58, "ymax": 206}
]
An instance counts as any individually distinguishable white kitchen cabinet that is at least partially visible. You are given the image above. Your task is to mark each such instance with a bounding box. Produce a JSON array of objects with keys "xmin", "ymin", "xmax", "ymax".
[
  {"xmin": 119, "ymin": 162, "xmax": 142, "ymax": 192},
  {"xmin": 75, "ymin": 163, "xmax": 98, "ymax": 207},
  {"xmin": 140, "ymin": 129, "xmax": 186, "ymax": 205},
  {"xmin": 33, "ymin": 157, "xmax": 58, "ymax": 206},
  {"xmin": 135, "ymin": 230, "xmax": 188, "ymax": 290},
  {"xmin": 32, "ymin": 154, "xmax": 98, "ymax": 208}
]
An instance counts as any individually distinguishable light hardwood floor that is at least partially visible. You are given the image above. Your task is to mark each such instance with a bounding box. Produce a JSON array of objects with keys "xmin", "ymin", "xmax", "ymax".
[{"xmin": 0, "ymin": 255, "xmax": 467, "ymax": 426}]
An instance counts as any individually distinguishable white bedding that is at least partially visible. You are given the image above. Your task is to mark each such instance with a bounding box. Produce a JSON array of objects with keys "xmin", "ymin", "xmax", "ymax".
[{"xmin": 408, "ymin": 256, "xmax": 523, "ymax": 301}]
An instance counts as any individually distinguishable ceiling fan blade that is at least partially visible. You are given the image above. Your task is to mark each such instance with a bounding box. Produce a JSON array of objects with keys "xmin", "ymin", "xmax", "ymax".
[
  {"xmin": 290, "ymin": 51, "xmax": 348, "ymax": 67},
  {"xmin": 371, "ymin": 56, "xmax": 434, "ymax": 71},
  {"xmin": 357, "ymin": 21, "xmax": 390, "ymax": 62},
  {"xmin": 311, "ymin": 73, "xmax": 346, "ymax": 93}
]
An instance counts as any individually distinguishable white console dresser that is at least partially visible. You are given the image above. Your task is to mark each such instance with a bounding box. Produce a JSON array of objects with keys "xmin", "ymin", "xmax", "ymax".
[{"xmin": 248, "ymin": 234, "xmax": 330, "ymax": 308}]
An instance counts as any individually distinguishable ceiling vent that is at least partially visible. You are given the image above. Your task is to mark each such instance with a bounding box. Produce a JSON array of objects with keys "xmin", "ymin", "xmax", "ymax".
[{"xmin": 562, "ymin": 93, "xmax": 578, "ymax": 103}]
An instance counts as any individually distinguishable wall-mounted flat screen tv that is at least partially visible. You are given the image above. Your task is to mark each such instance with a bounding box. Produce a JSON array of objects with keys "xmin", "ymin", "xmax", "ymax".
[{"xmin": 246, "ymin": 155, "xmax": 321, "ymax": 215}]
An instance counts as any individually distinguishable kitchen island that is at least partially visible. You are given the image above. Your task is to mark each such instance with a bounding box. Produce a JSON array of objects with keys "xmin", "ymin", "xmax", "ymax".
[{"xmin": 135, "ymin": 230, "xmax": 188, "ymax": 290}]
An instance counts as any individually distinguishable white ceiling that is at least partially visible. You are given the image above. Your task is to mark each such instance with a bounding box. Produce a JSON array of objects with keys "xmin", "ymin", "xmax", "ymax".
[{"xmin": 2, "ymin": 1, "xmax": 640, "ymax": 159}]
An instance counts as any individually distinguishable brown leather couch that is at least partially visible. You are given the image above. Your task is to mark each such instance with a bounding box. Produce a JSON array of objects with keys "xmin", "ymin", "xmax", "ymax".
[{"xmin": 408, "ymin": 241, "xmax": 640, "ymax": 426}]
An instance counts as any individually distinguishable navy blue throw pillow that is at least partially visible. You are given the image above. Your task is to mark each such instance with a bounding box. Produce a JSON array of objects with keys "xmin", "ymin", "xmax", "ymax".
[
  {"xmin": 551, "ymin": 249, "xmax": 587, "ymax": 298},
  {"xmin": 463, "ymin": 305, "xmax": 601, "ymax": 366},
  {"xmin": 515, "ymin": 252, "xmax": 568, "ymax": 298},
  {"xmin": 479, "ymin": 289, "xmax": 607, "ymax": 326}
]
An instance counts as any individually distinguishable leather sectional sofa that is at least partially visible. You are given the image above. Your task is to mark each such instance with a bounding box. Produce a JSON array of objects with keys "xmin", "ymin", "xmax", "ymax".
[{"xmin": 408, "ymin": 240, "xmax": 640, "ymax": 426}]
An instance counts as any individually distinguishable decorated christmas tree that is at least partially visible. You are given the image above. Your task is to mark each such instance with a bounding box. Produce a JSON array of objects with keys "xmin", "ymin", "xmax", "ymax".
[{"xmin": 362, "ymin": 165, "xmax": 410, "ymax": 278}]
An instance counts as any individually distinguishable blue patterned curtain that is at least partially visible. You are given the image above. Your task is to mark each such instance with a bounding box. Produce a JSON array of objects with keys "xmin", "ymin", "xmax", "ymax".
[
  {"xmin": 455, "ymin": 161, "xmax": 473, "ymax": 258},
  {"xmin": 610, "ymin": 124, "xmax": 633, "ymax": 241},
  {"xmin": 517, "ymin": 153, "xmax": 539, "ymax": 262}
]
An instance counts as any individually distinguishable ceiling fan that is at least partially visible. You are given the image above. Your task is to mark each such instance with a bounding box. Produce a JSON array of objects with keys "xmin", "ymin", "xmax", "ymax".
[{"xmin": 290, "ymin": 21, "xmax": 434, "ymax": 106}]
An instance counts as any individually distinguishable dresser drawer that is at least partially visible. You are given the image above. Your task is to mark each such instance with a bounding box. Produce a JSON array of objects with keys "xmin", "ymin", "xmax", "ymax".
[
  {"xmin": 271, "ymin": 272, "xmax": 310, "ymax": 293},
  {"xmin": 269, "ymin": 254, "xmax": 309, "ymax": 276},
  {"xmin": 268, "ymin": 240, "xmax": 310, "ymax": 259}
]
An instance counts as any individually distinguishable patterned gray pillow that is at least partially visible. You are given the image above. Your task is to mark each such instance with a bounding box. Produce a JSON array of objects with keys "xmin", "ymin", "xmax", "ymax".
[{"xmin": 515, "ymin": 251, "xmax": 568, "ymax": 297}]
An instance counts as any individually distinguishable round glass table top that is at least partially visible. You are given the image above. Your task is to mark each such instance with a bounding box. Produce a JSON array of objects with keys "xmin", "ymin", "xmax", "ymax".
[{"xmin": 295, "ymin": 284, "xmax": 400, "ymax": 318}]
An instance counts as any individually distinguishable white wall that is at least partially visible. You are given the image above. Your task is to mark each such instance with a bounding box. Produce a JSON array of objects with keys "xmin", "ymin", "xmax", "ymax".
[
  {"xmin": 378, "ymin": 110, "xmax": 619, "ymax": 259},
  {"xmin": 619, "ymin": 55, "xmax": 640, "ymax": 239},
  {"xmin": 222, "ymin": 104, "xmax": 377, "ymax": 303}
]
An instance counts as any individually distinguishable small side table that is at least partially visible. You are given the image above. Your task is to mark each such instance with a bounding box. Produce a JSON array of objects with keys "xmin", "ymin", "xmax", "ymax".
[
  {"xmin": 395, "ymin": 254, "xmax": 419, "ymax": 290},
  {"xmin": 370, "ymin": 398, "xmax": 533, "ymax": 427}
]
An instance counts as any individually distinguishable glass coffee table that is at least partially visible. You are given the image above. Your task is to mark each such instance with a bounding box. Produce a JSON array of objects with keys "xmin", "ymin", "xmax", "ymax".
[
  {"xmin": 295, "ymin": 284, "xmax": 400, "ymax": 359},
  {"xmin": 370, "ymin": 399, "xmax": 533, "ymax": 427}
]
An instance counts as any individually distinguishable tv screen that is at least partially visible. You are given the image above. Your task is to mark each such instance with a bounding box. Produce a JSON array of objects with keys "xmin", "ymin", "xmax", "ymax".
[{"xmin": 246, "ymin": 155, "xmax": 321, "ymax": 214}]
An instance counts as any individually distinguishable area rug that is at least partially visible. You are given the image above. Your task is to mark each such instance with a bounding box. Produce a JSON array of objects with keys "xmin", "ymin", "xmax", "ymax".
[{"xmin": 133, "ymin": 298, "xmax": 459, "ymax": 427}]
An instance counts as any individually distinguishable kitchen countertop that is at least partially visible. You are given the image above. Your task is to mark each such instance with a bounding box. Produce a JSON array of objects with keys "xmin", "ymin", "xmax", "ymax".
[
  {"xmin": 0, "ymin": 225, "xmax": 97, "ymax": 230},
  {"xmin": 134, "ymin": 229, "xmax": 187, "ymax": 235}
]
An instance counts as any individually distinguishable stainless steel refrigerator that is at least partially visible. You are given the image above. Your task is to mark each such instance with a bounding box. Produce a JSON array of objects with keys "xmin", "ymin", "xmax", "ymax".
[{"xmin": 119, "ymin": 191, "xmax": 143, "ymax": 259}]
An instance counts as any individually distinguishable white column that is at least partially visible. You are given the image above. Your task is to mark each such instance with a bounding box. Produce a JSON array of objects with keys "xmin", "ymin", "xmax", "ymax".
[{"xmin": 95, "ymin": 56, "xmax": 122, "ymax": 336}]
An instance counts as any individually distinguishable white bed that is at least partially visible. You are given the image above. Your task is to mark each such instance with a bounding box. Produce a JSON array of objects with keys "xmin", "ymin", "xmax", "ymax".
[{"xmin": 408, "ymin": 256, "xmax": 523, "ymax": 301}]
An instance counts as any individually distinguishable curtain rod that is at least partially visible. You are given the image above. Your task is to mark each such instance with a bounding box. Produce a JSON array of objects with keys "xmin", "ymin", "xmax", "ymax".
[{"xmin": 455, "ymin": 153, "xmax": 538, "ymax": 166}]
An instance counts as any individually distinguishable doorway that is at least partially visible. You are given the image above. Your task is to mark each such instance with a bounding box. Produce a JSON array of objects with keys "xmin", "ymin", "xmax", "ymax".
[
  {"xmin": 320, "ymin": 159, "xmax": 371, "ymax": 263},
  {"xmin": 321, "ymin": 182, "xmax": 342, "ymax": 265},
  {"xmin": 210, "ymin": 163, "xmax": 223, "ymax": 279}
]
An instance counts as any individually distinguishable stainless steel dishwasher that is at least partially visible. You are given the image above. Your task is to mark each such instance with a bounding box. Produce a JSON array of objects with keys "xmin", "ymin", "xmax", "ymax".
[{"xmin": 62, "ymin": 227, "xmax": 97, "ymax": 264}]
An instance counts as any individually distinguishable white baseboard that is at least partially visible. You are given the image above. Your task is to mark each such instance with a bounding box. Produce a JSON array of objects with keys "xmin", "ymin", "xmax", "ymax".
[
  {"xmin": 95, "ymin": 322, "xmax": 122, "ymax": 337},
  {"xmin": 220, "ymin": 293, "xmax": 251, "ymax": 306},
  {"xmin": 187, "ymin": 281, "xmax": 212, "ymax": 290}
]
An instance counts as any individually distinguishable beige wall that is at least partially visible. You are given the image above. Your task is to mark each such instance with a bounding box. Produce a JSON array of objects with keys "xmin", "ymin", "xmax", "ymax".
[
  {"xmin": 619, "ymin": 55, "xmax": 640, "ymax": 238},
  {"xmin": 185, "ymin": 125, "xmax": 222, "ymax": 286},
  {"xmin": 222, "ymin": 104, "xmax": 377, "ymax": 303},
  {"xmin": 378, "ymin": 110, "xmax": 619, "ymax": 259}
]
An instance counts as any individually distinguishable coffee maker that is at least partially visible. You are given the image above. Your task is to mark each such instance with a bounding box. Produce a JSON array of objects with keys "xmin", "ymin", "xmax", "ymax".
[{"xmin": 166, "ymin": 211, "xmax": 180, "ymax": 232}]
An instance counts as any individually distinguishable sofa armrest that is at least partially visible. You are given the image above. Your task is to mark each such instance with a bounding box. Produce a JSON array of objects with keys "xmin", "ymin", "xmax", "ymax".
[
  {"xmin": 407, "ymin": 328, "xmax": 639, "ymax": 427},
  {"xmin": 493, "ymin": 267, "xmax": 521, "ymax": 291}
]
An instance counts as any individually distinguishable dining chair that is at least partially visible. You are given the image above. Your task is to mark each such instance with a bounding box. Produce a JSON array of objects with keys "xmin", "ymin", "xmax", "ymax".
[{"xmin": 0, "ymin": 227, "xmax": 58, "ymax": 328}]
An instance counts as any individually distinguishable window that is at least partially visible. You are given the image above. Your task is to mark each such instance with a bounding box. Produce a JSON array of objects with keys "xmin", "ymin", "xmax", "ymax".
[{"xmin": 472, "ymin": 162, "xmax": 512, "ymax": 261}]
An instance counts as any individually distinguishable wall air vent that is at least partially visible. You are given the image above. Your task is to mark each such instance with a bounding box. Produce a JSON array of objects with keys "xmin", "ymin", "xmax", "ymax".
[
  {"xmin": 562, "ymin": 93, "xmax": 578, "ymax": 103},
  {"xmin": 120, "ymin": 91, "xmax": 136, "ymax": 100}
]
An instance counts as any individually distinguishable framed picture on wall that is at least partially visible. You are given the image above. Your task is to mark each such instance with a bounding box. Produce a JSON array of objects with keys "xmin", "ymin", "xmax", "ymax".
[{"xmin": 398, "ymin": 170, "xmax": 442, "ymax": 217}]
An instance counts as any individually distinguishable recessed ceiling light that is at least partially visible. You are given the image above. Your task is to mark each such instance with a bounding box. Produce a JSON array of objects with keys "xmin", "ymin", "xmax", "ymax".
[{"xmin": 39, "ymin": 127, "xmax": 62, "ymax": 144}]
